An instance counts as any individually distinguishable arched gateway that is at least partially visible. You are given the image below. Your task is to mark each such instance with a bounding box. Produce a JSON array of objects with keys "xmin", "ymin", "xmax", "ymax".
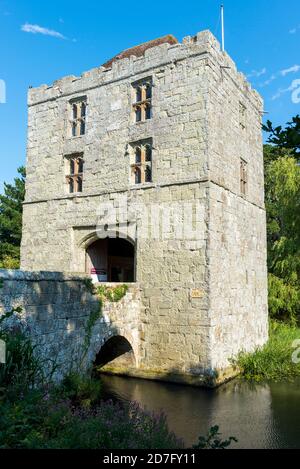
[{"xmin": 86, "ymin": 238, "xmax": 135, "ymax": 283}]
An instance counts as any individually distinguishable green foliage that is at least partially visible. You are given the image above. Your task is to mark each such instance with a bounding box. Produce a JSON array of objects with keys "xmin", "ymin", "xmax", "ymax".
[
  {"xmin": 0, "ymin": 393, "xmax": 183, "ymax": 449},
  {"xmin": 0, "ymin": 255, "xmax": 20, "ymax": 269},
  {"xmin": 82, "ymin": 307, "xmax": 103, "ymax": 358},
  {"xmin": 0, "ymin": 167, "xmax": 25, "ymax": 268},
  {"xmin": 0, "ymin": 321, "xmax": 234, "ymax": 450},
  {"xmin": 268, "ymin": 274, "xmax": 300, "ymax": 324},
  {"xmin": 81, "ymin": 284, "xmax": 128, "ymax": 358},
  {"xmin": 264, "ymin": 152, "xmax": 300, "ymax": 322},
  {"xmin": 82, "ymin": 277, "xmax": 96, "ymax": 295},
  {"xmin": 97, "ymin": 284, "xmax": 128, "ymax": 303},
  {"xmin": 193, "ymin": 425, "xmax": 237, "ymax": 449},
  {"xmin": 0, "ymin": 390, "xmax": 47, "ymax": 448},
  {"xmin": 60, "ymin": 372, "xmax": 102, "ymax": 408},
  {"xmin": 263, "ymin": 116, "xmax": 300, "ymax": 156},
  {"xmin": 0, "ymin": 309, "xmax": 57, "ymax": 400},
  {"xmin": 236, "ymin": 321, "xmax": 300, "ymax": 381},
  {"xmin": 263, "ymin": 117, "xmax": 300, "ymax": 323},
  {"xmin": 0, "ymin": 329, "xmax": 43, "ymax": 400}
]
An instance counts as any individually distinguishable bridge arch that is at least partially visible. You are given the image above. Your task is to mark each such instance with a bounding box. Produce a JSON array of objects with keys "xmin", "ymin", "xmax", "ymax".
[{"xmin": 94, "ymin": 335, "xmax": 136, "ymax": 371}]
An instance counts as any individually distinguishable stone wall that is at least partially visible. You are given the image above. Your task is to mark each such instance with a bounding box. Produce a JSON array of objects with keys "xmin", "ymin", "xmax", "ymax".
[{"xmin": 0, "ymin": 270, "xmax": 142, "ymax": 381}]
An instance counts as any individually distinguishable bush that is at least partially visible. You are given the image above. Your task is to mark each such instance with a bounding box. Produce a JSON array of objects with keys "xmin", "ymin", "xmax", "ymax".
[
  {"xmin": 60, "ymin": 372, "xmax": 102, "ymax": 408},
  {"xmin": 0, "ymin": 390, "xmax": 47, "ymax": 448},
  {"xmin": 0, "ymin": 255, "xmax": 20, "ymax": 269},
  {"xmin": 236, "ymin": 321, "xmax": 300, "ymax": 381},
  {"xmin": 193, "ymin": 425, "xmax": 237, "ymax": 449},
  {"xmin": 0, "ymin": 329, "xmax": 43, "ymax": 400},
  {"xmin": 0, "ymin": 306, "xmax": 235, "ymax": 449},
  {"xmin": 43, "ymin": 400, "xmax": 182, "ymax": 449},
  {"xmin": 97, "ymin": 284, "xmax": 128, "ymax": 303},
  {"xmin": 0, "ymin": 394, "xmax": 183, "ymax": 449},
  {"xmin": 268, "ymin": 274, "xmax": 300, "ymax": 324}
]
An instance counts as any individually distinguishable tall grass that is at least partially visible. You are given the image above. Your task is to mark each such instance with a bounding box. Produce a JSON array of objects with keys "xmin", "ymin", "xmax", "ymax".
[{"xmin": 237, "ymin": 321, "xmax": 300, "ymax": 381}]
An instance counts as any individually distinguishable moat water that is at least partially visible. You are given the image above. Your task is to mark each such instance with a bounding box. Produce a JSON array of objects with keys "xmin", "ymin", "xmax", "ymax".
[{"xmin": 101, "ymin": 375, "xmax": 300, "ymax": 449}]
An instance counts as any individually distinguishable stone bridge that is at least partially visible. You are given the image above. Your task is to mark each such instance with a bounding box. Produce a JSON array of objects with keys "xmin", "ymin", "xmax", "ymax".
[
  {"xmin": 0, "ymin": 269, "xmax": 143, "ymax": 382},
  {"xmin": 0, "ymin": 267, "xmax": 266, "ymax": 387}
]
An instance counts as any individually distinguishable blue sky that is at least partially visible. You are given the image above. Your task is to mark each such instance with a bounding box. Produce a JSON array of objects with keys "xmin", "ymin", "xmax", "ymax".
[{"xmin": 0, "ymin": 0, "xmax": 300, "ymax": 193}]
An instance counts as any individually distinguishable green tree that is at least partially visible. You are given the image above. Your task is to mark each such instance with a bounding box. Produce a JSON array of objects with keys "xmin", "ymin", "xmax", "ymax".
[
  {"xmin": 263, "ymin": 115, "xmax": 300, "ymax": 158},
  {"xmin": 0, "ymin": 167, "xmax": 26, "ymax": 268},
  {"xmin": 263, "ymin": 117, "xmax": 300, "ymax": 322}
]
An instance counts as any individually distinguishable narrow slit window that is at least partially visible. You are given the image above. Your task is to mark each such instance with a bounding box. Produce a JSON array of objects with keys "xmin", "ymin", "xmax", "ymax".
[
  {"xmin": 72, "ymin": 122, "xmax": 77, "ymax": 137},
  {"xmin": 72, "ymin": 104, "xmax": 77, "ymax": 120},
  {"xmin": 240, "ymin": 159, "xmax": 248, "ymax": 196},
  {"xmin": 136, "ymin": 87, "xmax": 143, "ymax": 102},
  {"xmin": 135, "ymin": 147, "xmax": 142, "ymax": 164},
  {"xmin": 135, "ymin": 107, "xmax": 142, "ymax": 122},
  {"xmin": 77, "ymin": 176, "xmax": 83, "ymax": 193},
  {"xmin": 135, "ymin": 167, "xmax": 141, "ymax": 184},
  {"xmin": 145, "ymin": 165, "xmax": 152, "ymax": 183},
  {"xmin": 145, "ymin": 103, "xmax": 151, "ymax": 120},
  {"xmin": 70, "ymin": 159, "xmax": 75, "ymax": 175},
  {"xmin": 69, "ymin": 178, "xmax": 74, "ymax": 193},
  {"xmin": 239, "ymin": 102, "xmax": 246, "ymax": 130},
  {"xmin": 146, "ymin": 84, "xmax": 152, "ymax": 100}
]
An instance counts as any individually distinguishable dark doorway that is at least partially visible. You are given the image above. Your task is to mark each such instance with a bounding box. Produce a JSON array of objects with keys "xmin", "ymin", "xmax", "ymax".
[{"xmin": 86, "ymin": 237, "xmax": 135, "ymax": 282}]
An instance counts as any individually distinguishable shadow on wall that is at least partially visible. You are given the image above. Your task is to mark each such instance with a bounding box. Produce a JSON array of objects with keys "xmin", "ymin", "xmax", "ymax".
[{"xmin": 0, "ymin": 270, "xmax": 131, "ymax": 381}]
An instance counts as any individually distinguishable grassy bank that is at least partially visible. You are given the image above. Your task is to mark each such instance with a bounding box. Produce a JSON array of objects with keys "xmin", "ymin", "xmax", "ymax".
[{"xmin": 237, "ymin": 321, "xmax": 300, "ymax": 381}]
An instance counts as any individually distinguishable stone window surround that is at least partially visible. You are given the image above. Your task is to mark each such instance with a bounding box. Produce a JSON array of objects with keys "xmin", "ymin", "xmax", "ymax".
[
  {"xmin": 65, "ymin": 153, "xmax": 84, "ymax": 194},
  {"xmin": 130, "ymin": 138, "xmax": 153, "ymax": 185},
  {"xmin": 69, "ymin": 96, "xmax": 87, "ymax": 137},
  {"xmin": 132, "ymin": 77, "xmax": 152, "ymax": 123}
]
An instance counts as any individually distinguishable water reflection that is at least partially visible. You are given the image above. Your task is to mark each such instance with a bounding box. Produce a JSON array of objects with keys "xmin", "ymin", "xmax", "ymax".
[{"xmin": 101, "ymin": 375, "xmax": 300, "ymax": 449}]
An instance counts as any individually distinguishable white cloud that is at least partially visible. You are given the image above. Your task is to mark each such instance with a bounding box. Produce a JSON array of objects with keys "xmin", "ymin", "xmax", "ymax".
[
  {"xmin": 247, "ymin": 68, "xmax": 267, "ymax": 79},
  {"xmin": 289, "ymin": 24, "xmax": 300, "ymax": 34},
  {"xmin": 271, "ymin": 81, "xmax": 299, "ymax": 101},
  {"xmin": 260, "ymin": 74, "xmax": 277, "ymax": 87},
  {"xmin": 271, "ymin": 88, "xmax": 288, "ymax": 101},
  {"xmin": 21, "ymin": 23, "xmax": 66, "ymax": 39},
  {"xmin": 280, "ymin": 65, "xmax": 300, "ymax": 76},
  {"xmin": 291, "ymin": 79, "xmax": 300, "ymax": 104}
]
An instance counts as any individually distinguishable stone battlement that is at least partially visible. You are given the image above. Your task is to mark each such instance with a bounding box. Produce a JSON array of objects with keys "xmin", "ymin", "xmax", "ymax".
[{"xmin": 28, "ymin": 30, "xmax": 262, "ymax": 111}]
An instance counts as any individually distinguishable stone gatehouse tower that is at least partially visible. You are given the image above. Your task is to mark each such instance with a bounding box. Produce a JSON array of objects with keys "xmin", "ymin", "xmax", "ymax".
[{"xmin": 20, "ymin": 30, "xmax": 268, "ymax": 385}]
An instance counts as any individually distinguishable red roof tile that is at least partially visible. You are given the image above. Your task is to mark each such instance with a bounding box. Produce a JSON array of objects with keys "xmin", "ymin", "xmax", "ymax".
[{"xmin": 102, "ymin": 35, "xmax": 178, "ymax": 68}]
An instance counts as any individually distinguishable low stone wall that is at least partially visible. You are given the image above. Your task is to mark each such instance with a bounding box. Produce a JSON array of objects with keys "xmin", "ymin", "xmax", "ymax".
[{"xmin": 0, "ymin": 269, "xmax": 142, "ymax": 381}]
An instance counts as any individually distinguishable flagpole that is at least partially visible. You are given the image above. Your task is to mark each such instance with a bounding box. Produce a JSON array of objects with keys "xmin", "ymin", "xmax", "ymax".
[{"xmin": 221, "ymin": 4, "xmax": 225, "ymax": 52}]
